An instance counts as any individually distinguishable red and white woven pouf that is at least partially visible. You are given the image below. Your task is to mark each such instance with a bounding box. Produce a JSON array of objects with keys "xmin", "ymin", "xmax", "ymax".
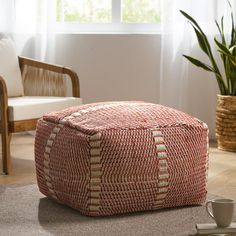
[{"xmin": 35, "ymin": 101, "xmax": 209, "ymax": 216}]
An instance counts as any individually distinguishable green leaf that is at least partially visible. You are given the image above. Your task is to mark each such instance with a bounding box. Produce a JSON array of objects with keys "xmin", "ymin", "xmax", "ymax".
[
  {"xmin": 191, "ymin": 24, "xmax": 209, "ymax": 56},
  {"xmin": 180, "ymin": 9, "xmax": 228, "ymax": 95},
  {"xmin": 214, "ymin": 38, "xmax": 231, "ymax": 55},
  {"xmin": 232, "ymin": 81, "xmax": 236, "ymax": 95},
  {"xmin": 180, "ymin": 10, "xmax": 205, "ymax": 35},
  {"xmin": 229, "ymin": 45, "xmax": 236, "ymax": 56},
  {"xmin": 230, "ymin": 59, "xmax": 236, "ymax": 67},
  {"xmin": 227, "ymin": 0, "xmax": 236, "ymax": 46},
  {"xmin": 229, "ymin": 45, "xmax": 236, "ymax": 51},
  {"xmin": 215, "ymin": 17, "xmax": 226, "ymax": 45},
  {"xmin": 218, "ymin": 50, "xmax": 236, "ymax": 65},
  {"xmin": 215, "ymin": 19, "xmax": 222, "ymax": 35},
  {"xmin": 183, "ymin": 55, "xmax": 214, "ymax": 72},
  {"xmin": 221, "ymin": 16, "xmax": 225, "ymax": 36},
  {"xmin": 181, "ymin": 9, "xmax": 221, "ymax": 76},
  {"xmin": 217, "ymin": 47, "xmax": 236, "ymax": 64}
]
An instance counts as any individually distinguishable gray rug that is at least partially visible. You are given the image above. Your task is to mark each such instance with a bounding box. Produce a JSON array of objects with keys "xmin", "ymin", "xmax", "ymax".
[{"xmin": 0, "ymin": 183, "xmax": 226, "ymax": 236}]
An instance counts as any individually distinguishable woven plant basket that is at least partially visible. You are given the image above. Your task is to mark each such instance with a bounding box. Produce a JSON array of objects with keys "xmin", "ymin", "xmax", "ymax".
[{"xmin": 216, "ymin": 95, "xmax": 236, "ymax": 152}]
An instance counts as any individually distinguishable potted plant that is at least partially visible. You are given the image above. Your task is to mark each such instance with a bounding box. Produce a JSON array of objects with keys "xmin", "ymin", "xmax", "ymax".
[{"xmin": 180, "ymin": 1, "xmax": 236, "ymax": 152}]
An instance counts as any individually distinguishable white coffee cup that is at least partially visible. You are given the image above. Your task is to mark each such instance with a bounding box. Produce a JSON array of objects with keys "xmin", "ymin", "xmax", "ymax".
[{"xmin": 206, "ymin": 198, "xmax": 235, "ymax": 227}]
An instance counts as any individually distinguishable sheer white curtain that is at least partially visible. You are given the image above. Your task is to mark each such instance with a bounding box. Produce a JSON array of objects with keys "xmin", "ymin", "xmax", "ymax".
[
  {"xmin": 160, "ymin": 0, "xmax": 235, "ymax": 139},
  {"xmin": 0, "ymin": 0, "xmax": 56, "ymax": 62}
]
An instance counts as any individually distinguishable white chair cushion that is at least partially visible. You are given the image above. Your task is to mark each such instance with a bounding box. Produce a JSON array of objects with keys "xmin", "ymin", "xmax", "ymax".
[
  {"xmin": 8, "ymin": 96, "xmax": 82, "ymax": 121},
  {"xmin": 0, "ymin": 38, "xmax": 24, "ymax": 97}
]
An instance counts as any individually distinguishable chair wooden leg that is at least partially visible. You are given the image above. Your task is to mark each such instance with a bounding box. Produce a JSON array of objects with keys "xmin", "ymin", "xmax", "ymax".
[{"xmin": 1, "ymin": 125, "xmax": 11, "ymax": 175}]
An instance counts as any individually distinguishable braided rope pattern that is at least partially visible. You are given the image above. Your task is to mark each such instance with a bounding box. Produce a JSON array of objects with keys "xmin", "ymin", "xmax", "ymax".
[
  {"xmin": 43, "ymin": 123, "xmax": 64, "ymax": 200},
  {"xmin": 152, "ymin": 130, "xmax": 169, "ymax": 209},
  {"xmin": 89, "ymin": 133, "xmax": 102, "ymax": 216},
  {"xmin": 35, "ymin": 101, "xmax": 209, "ymax": 216}
]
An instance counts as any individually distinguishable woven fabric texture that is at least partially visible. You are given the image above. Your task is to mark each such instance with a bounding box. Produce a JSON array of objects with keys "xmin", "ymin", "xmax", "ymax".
[{"xmin": 35, "ymin": 101, "xmax": 209, "ymax": 216}]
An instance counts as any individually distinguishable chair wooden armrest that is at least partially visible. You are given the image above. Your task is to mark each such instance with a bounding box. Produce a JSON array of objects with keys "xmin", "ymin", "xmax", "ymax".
[
  {"xmin": 18, "ymin": 56, "xmax": 80, "ymax": 97},
  {"xmin": 0, "ymin": 57, "xmax": 81, "ymax": 174},
  {"xmin": 0, "ymin": 76, "xmax": 11, "ymax": 173},
  {"xmin": 0, "ymin": 76, "xmax": 9, "ymax": 130}
]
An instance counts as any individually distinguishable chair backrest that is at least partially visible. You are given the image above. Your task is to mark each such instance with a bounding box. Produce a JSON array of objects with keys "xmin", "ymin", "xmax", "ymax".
[{"xmin": 0, "ymin": 36, "xmax": 24, "ymax": 97}]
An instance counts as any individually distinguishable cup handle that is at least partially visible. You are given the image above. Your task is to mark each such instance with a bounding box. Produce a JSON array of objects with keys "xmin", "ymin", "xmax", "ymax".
[{"xmin": 206, "ymin": 201, "xmax": 215, "ymax": 219}]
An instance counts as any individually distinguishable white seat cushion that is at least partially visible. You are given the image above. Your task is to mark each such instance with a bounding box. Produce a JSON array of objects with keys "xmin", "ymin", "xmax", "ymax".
[
  {"xmin": 8, "ymin": 96, "xmax": 82, "ymax": 121},
  {"xmin": 0, "ymin": 38, "xmax": 24, "ymax": 97}
]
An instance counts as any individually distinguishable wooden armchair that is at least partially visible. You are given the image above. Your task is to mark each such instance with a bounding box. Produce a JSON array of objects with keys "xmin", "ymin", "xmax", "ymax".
[{"xmin": 0, "ymin": 56, "xmax": 82, "ymax": 174}]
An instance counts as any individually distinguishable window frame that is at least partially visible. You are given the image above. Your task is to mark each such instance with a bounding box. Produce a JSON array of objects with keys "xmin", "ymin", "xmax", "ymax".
[{"xmin": 55, "ymin": 0, "xmax": 161, "ymax": 33}]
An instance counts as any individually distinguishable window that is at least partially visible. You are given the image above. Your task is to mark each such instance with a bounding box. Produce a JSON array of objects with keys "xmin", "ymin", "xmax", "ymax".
[
  {"xmin": 122, "ymin": 0, "xmax": 160, "ymax": 23},
  {"xmin": 56, "ymin": 0, "xmax": 161, "ymax": 33},
  {"xmin": 56, "ymin": 0, "xmax": 112, "ymax": 23}
]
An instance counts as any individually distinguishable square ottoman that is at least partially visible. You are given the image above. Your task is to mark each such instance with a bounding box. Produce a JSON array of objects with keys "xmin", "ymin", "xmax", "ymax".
[{"xmin": 35, "ymin": 101, "xmax": 209, "ymax": 216}]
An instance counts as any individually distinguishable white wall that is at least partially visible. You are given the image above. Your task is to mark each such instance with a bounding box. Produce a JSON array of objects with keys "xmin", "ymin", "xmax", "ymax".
[
  {"xmin": 20, "ymin": 34, "xmax": 217, "ymax": 139},
  {"xmin": 54, "ymin": 34, "xmax": 161, "ymax": 104}
]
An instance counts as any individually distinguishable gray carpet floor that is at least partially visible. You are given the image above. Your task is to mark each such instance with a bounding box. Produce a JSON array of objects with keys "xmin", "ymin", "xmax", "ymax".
[{"xmin": 0, "ymin": 183, "xmax": 230, "ymax": 236}]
